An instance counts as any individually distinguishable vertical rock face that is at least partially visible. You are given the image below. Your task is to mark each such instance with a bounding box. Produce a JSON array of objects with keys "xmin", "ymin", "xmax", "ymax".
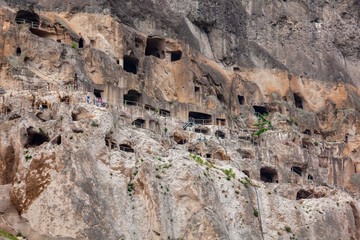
[{"xmin": 2, "ymin": 0, "xmax": 360, "ymax": 239}]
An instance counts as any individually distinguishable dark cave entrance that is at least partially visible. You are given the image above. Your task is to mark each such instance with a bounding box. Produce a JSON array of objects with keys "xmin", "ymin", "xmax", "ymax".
[
  {"xmin": 124, "ymin": 90, "xmax": 141, "ymax": 106},
  {"xmin": 238, "ymin": 95, "xmax": 245, "ymax": 105},
  {"xmin": 119, "ymin": 144, "xmax": 134, "ymax": 153},
  {"xmin": 24, "ymin": 127, "xmax": 50, "ymax": 148},
  {"xmin": 15, "ymin": 10, "xmax": 40, "ymax": 28},
  {"xmin": 145, "ymin": 37, "xmax": 165, "ymax": 59},
  {"xmin": 16, "ymin": 47, "xmax": 21, "ymax": 56},
  {"xmin": 170, "ymin": 51, "xmax": 182, "ymax": 62},
  {"xmin": 294, "ymin": 93, "xmax": 303, "ymax": 109},
  {"xmin": 215, "ymin": 131, "xmax": 226, "ymax": 139},
  {"xmin": 160, "ymin": 109, "xmax": 170, "ymax": 117},
  {"xmin": 296, "ymin": 189, "xmax": 312, "ymax": 200},
  {"xmin": 78, "ymin": 38, "xmax": 84, "ymax": 48},
  {"xmin": 303, "ymin": 129, "xmax": 311, "ymax": 135},
  {"xmin": 123, "ymin": 55, "xmax": 139, "ymax": 74},
  {"xmin": 189, "ymin": 112, "xmax": 212, "ymax": 125},
  {"xmin": 132, "ymin": 118, "xmax": 145, "ymax": 128},
  {"xmin": 260, "ymin": 167, "xmax": 278, "ymax": 183},
  {"xmin": 253, "ymin": 106, "xmax": 268, "ymax": 115},
  {"xmin": 94, "ymin": 89, "xmax": 103, "ymax": 98}
]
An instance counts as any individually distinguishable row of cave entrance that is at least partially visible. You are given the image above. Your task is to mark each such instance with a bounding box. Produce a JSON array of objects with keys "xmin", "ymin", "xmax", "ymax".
[
  {"xmin": 14, "ymin": 10, "xmax": 182, "ymax": 76},
  {"xmin": 23, "ymin": 126, "xmax": 318, "ymax": 201}
]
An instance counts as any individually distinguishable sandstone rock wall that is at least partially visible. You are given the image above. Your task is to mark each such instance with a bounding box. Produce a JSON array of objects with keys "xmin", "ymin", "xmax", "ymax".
[{"xmin": 1, "ymin": 0, "xmax": 360, "ymax": 239}]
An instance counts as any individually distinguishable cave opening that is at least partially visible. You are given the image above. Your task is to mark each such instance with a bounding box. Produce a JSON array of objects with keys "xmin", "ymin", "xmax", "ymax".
[
  {"xmin": 215, "ymin": 130, "xmax": 226, "ymax": 139},
  {"xmin": 119, "ymin": 144, "xmax": 134, "ymax": 153},
  {"xmin": 132, "ymin": 118, "xmax": 145, "ymax": 128},
  {"xmin": 160, "ymin": 109, "xmax": 170, "ymax": 117},
  {"xmin": 145, "ymin": 37, "xmax": 165, "ymax": 59},
  {"xmin": 72, "ymin": 112, "xmax": 78, "ymax": 121},
  {"xmin": 260, "ymin": 167, "xmax": 278, "ymax": 183},
  {"xmin": 189, "ymin": 112, "xmax": 212, "ymax": 125},
  {"xmin": 94, "ymin": 89, "xmax": 103, "ymax": 98},
  {"xmin": 195, "ymin": 86, "xmax": 200, "ymax": 92},
  {"xmin": 15, "ymin": 10, "xmax": 40, "ymax": 28},
  {"xmin": 303, "ymin": 129, "xmax": 311, "ymax": 135},
  {"xmin": 253, "ymin": 106, "xmax": 268, "ymax": 115},
  {"xmin": 238, "ymin": 95, "xmax": 245, "ymax": 105},
  {"xmin": 24, "ymin": 127, "xmax": 50, "ymax": 148},
  {"xmin": 291, "ymin": 166, "xmax": 302, "ymax": 176},
  {"xmin": 308, "ymin": 174, "xmax": 313, "ymax": 180},
  {"xmin": 170, "ymin": 51, "xmax": 182, "ymax": 62},
  {"xmin": 294, "ymin": 93, "xmax": 303, "ymax": 109},
  {"xmin": 144, "ymin": 104, "xmax": 156, "ymax": 111},
  {"xmin": 78, "ymin": 38, "xmax": 84, "ymax": 48},
  {"xmin": 124, "ymin": 90, "xmax": 141, "ymax": 106},
  {"xmin": 123, "ymin": 55, "xmax": 138, "ymax": 74},
  {"xmin": 16, "ymin": 47, "xmax": 21, "ymax": 56},
  {"xmin": 194, "ymin": 128, "xmax": 210, "ymax": 135},
  {"xmin": 216, "ymin": 118, "xmax": 226, "ymax": 126},
  {"xmin": 296, "ymin": 189, "xmax": 312, "ymax": 200}
]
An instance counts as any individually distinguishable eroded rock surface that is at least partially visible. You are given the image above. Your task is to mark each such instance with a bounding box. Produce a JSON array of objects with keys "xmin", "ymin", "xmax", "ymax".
[{"xmin": 1, "ymin": 0, "xmax": 360, "ymax": 239}]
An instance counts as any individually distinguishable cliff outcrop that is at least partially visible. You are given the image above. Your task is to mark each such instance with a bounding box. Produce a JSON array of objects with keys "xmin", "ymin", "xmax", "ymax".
[{"xmin": 1, "ymin": 0, "xmax": 360, "ymax": 239}]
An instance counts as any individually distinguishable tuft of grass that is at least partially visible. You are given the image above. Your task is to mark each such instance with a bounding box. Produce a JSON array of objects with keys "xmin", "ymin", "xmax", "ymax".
[
  {"xmin": 314, "ymin": 141, "xmax": 319, "ymax": 146},
  {"xmin": 0, "ymin": 230, "xmax": 18, "ymax": 240},
  {"xmin": 72, "ymin": 42, "xmax": 77, "ymax": 49},
  {"xmin": 284, "ymin": 226, "xmax": 291, "ymax": 232},
  {"xmin": 254, "ymin": 209, "xmax": 259, "ymax": 217},
  {"xmin": 235, "ymin": 190, "xmax": 240, "ymax": 194},
  {"xmin": 155, "ymin": 174, "xmax": 162, "ymax": 179}
]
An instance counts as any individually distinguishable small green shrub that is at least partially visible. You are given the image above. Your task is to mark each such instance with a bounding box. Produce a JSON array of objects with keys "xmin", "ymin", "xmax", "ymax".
[
  {"xmin": 285, "ymin": 226, "xmax": 291, "ymax": 232},
  {"xmin": 156, "ymin": 174, "xmax": 162, "ymax": 179},
  {"xmin": 72, "ymin": 42, "xmax": 77, "ymax": 49},
  {"xmin": 314, "ymin": 141, "xmax": 319, "ymax": 146},
  {"xmin": 39, "ymin": 127, "xmax": 44, "ymax": 133},
  {"xmin": 91, "ymin": 121, "xmax": 99, "ymax": 127},
  {"xmin": 25, "ymin": 154, "xmax": 32, "ymax": 160},
  {"xmin": 235, "ymin": 190, "xmax": 240, "ymax": 194},
  {"xmin": 128, "ymin": 183, "xmax": 134, "ymax": 192},
  {"xmin": 254, "ymin": 209, "xmax": 259, "ymax": 217}
]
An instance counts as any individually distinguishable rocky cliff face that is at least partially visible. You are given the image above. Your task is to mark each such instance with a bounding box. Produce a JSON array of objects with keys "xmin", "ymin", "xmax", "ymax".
[{"xmin": 1, "ymin": 0, "xmax": 360, "ymax": 239}]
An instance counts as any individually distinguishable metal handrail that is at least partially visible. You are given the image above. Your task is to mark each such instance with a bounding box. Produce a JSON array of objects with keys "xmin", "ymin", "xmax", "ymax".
[{"xmin": 15, "ymin": 18, "xmax": 40, "ymax": 29}]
